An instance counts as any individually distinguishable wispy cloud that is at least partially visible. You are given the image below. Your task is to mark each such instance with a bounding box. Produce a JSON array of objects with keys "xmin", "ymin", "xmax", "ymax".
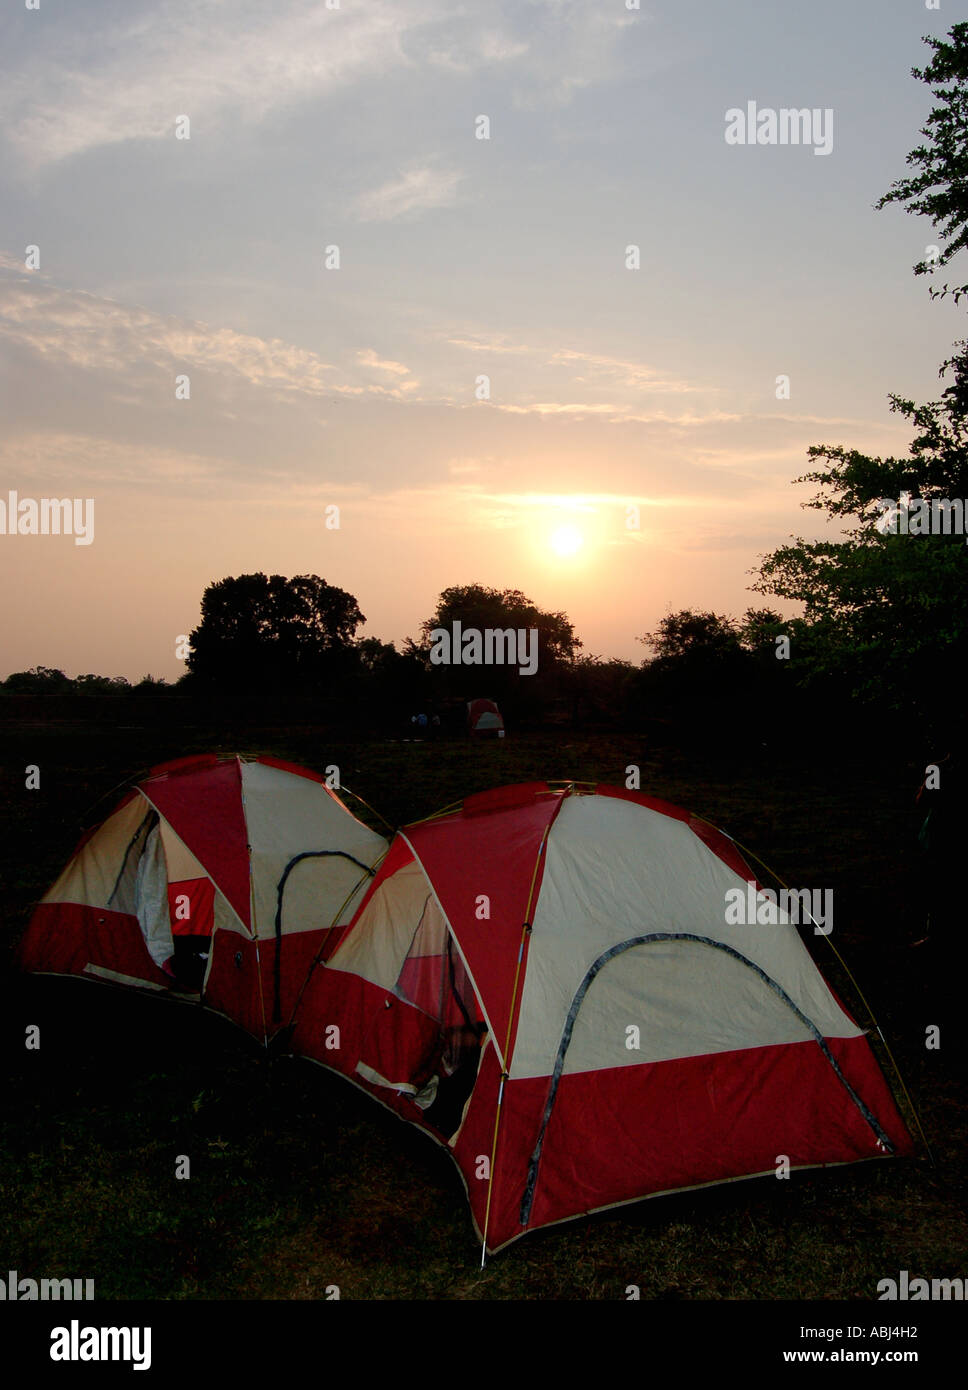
[
  {"xmin": 445, "ymin": 334, "xmax": 710, "ymax": 403},
  {"xmin": 356, "ymin": 348, "xmax": 412, "ymax": 377},
  {"xmin": 0, "ymin": 263, "xmax": 421, "ymax": 402},
  {"xmin": 446, "ymin": 336, "xmax": 534, "ymax": 355},
  {"xmin": 486, "ymin": 402, "xmax": 738, "ymax": 424},
  {"xmin": 353, "ymin": 165, "xmax": 462, "ymax": 222},
  {"xmin": 2, "ymin": 1, "xmax": 421, "ymax": 167},
  {"xmin": 549, "ymin": 348, "xmax": 705, "ymax": 395},
  {"xmin": 2, "ymin": 1, "xmax": 636, "ymax": 169}
]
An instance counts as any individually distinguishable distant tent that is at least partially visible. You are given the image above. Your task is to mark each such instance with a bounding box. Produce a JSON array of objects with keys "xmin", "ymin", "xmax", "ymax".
[
  {"xmin": 467, "ymin": 698, "xmax": 504, "ymax": 737},
  {"xmin": 291, "ymin": 782, "xmax": 914, "ymax": 1253},
  {"xmin": 19, "ymin": 754, "xmax": 387, "ymax": 1043}
]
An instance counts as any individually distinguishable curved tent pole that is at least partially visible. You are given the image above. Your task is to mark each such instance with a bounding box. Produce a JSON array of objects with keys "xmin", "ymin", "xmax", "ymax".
[
  {"xmin": 337, "ymin": 785, "xmax": 396, "ymax": 837},
  {"xmin": 284, "ymin": 845, "xmax": 392, "ymax": 1031},
  {"xmin": 271, "ymin": 850, "xmax": 378, "ymax": 1025},
  {"xmin": 78, "ymin": 770, "xmax": 151, "ymax": 831},
  {"xmin": 519, "ymin": 932, "xmax": 900, "ymax": 1229},
  {"xmin": 696, "ymin": 819, "xmax": 934, "ymax": 1167}
]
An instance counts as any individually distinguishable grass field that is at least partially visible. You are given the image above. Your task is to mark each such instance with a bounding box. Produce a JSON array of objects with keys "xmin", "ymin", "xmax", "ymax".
[{"xmin": 1, "ymin": 714, "xmax": 965, "ymax": 1300}]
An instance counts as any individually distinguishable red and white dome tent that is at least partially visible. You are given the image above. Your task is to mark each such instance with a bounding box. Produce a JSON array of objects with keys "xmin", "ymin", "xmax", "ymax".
[
  {"xmin": 19, "ymin": 754, "xmax": 388, "ymax": 1044},
  {"xmin": 466, "ymin": 698, "xmax": 504, "ymax": 737},
  {"xmin": 290, "ymin": 780, "xmax": 915, "ymax": 1255}
]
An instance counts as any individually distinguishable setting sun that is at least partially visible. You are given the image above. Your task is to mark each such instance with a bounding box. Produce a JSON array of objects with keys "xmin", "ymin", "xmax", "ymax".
[{"xmin": 549, "ymin": 524, "xmax": 584, "ymax": 558}]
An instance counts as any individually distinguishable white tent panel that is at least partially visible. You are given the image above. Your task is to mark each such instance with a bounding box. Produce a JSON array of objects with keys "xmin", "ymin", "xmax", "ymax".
[
  {"xmin": 510, "ymin": 795, "xmax": 861, "ymax": 1079},
  {"xmin": 328, "ymin": 858, "xmax": 440, "ymax": 990},
  {"xmin": 42, "ymin": 794, "xmax": 150, "ymax": 909},
  {"xmin": 241, "ymin": 760, "xmax": 387, "ymax": 939}
]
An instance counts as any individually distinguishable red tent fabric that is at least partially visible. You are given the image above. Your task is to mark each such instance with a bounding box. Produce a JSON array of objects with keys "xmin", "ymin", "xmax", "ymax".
[
  {"xmin": 291, "ymin": 782, "xmax": 914, "ymax": 1252},
  {"xmin": 19, "ymin": 755, "xmax": 387, "ymax": 1044},
  {"xmin": 467, "ymin": 698, "xmax": 504, "ymax": 736}
]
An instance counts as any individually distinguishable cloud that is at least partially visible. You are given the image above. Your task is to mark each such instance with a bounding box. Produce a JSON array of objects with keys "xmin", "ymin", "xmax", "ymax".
[
  {"xmin": 0, "ymin": 263, "xmax": 424, "ymax": 402},
  {"xmin": 444, "ymin": 335, "xmax": 712, "ymax": 405},
  {"xmin": 1, "ymin": 1, "xmax": 421, "ymax": 167},
  {"xmin": 353, "ymin": 165, "xmax": 462, "ymax": 223},
  {"xmin": 501, "ymin": 1, "xmax": 641, "ymax": 109},
  {"xmin": 356, "ymin": 349, "xmax": 412, "ymax": 376},
  {"xmin": 493, "ymin": 401, "xmax": 627, "ymax": 417},
  {"xmin": 446, "ymin": 336, "xmax": 534, "ymax": 355},
  {"xmin": 487, "ymin": 402, "xmax": 739, "ymax": 425},
  {"xmin": 447, "ymin": 339, "xmax": 700, "ymax": 394},
  {"xmin": 0, "ymin": 273, "xmax": 338, "ymax": 394},
  {"xmin": 548, "ymin": 349, "xmax": 706, "ymax": 395},
  {"xmin": 1, "ymin": 1, "xmax": 643, "ymax": 169},
  {"xmin": 0, "ymin": 429, "xmax": 234, "ymax": 492}
]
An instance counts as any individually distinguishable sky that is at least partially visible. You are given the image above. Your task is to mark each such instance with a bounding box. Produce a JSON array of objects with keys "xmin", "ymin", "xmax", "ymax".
[{"xmin": 1, "ymin": 0, "xmax": 964, "ymax": 682}]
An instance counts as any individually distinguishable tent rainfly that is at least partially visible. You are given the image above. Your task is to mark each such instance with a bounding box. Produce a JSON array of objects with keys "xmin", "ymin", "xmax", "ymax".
[
  {"xmin": 467, "ymin": 698, "xmax": 504, "ymax": 737},
  {"xmin": 290, "ymin": 781, "xmax": 914, "ymax": 1253},
  {"xmin": 19, "ymin": 754, "xmax": 387, "ymax": 1044}
]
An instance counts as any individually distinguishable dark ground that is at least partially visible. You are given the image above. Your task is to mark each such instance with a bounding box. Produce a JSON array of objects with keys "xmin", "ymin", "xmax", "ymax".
[{"xmin": 0, "ymin": 710, "xmax": 965, "ymax": 1300}]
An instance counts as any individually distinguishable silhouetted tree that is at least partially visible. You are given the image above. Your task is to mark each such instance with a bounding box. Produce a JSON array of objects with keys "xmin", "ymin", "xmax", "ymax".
[
  {"xmin": 560, "ymin": 654, "xmax": 636, "ymax": 726},
  {"xmin": 132, "ymin": 675, "xmax": 171, "ymax": 694},
  {"xmin": 639, "ymin": 610, "xmax": 743, "ymax": 662},
  {"xmin": 413, "ymin": 583, "xmax": 582, "ymax": 718},
  {"xmin": 876, "ymin": 22, "xmax": 968, "ymax": 305},
  {"xmin": 354, "ymin": 636, "xmax": 429, "ymax": 719},
  {"xmin": 2, "ymin": 666, "xmax": 72, "ymax": 694},
  {"xmin": 630, "ymin": 610, "xmax": 780, "ymax": 751},
  {"xmin": 418, "ymin": 585, "xmax": 581, "ymax": 667},
  {"xmin": 186, "ymin": 573, "xmax": 365, "ymax": 692},
  {"xmin": 73, "ymin": 674, "xmax": 131, "ymax": 695},
  {"xmin": 751, "ymin": 368, "xmax": 968, "ymax": 734},
  {"xmin": 752, "ymin": 24, "xmax": 968, "ymax": 741}
]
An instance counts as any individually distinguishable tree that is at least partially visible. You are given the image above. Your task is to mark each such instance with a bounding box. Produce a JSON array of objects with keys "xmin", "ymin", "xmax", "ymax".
[
  {"xmin": 560, "ymin": 654, "xmax": 636, "ymax": 726},
  {"xmin": 353, "ymin": 636, "xmax": 429, "ymax": 718},
  {"xmin": 186, "ymin": 573, "xmax": 366, "ymax": 691},
  {"xmin": 412, "ymin": 583, "xmax": 582, "ymax": 718},
  {"xmin": 417, "ymin": 584, "xmax": 581, "ymax": 667},
  {"xmin": 73, "ymin": 674, "xmax": 131, "ymax": 696},
  {"xmin": 750, "ymin": 370, "xmax": 968, "ymax": 729},
  {"xmin": 2, "ymin": 666, "xmax": 72, "ymax": 695},
  {"xmin": 876, "ymin": 22, "xmax": 968, "ymax": 304},
  {"xmin": 133, "ymin": 675, "xmax": 171, "ymax": 694},
  {"xmin": 635, "ymin": 610, "xmax": 751, "ymax": 712},
  {"xmin": 737, "ymin": 608, "xmax": 790, "ymax": 658},
  {"xmin": 356, "ymin": 637, "xmax": 399, "ymax": 673},
  {"xmin": 631, "ymin": 611, "xmax": 773, "ymax": 750},
  {"xmin": 751, "ymin": 24, "xmax": 968, "ymax": 738},
  {"xmin": 639, "ymin": 610, "xmax": 743, "ymax": 662}
]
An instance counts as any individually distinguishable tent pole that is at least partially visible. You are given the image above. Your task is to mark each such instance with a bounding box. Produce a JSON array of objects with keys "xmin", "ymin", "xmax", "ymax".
[
  {"xmin": 708, "ymin": 820, "xmax": 934, "ymax": 1166},
  {"xmin": 479, "ymin": 785, "xmax": 576, "ymax": 1259}
]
